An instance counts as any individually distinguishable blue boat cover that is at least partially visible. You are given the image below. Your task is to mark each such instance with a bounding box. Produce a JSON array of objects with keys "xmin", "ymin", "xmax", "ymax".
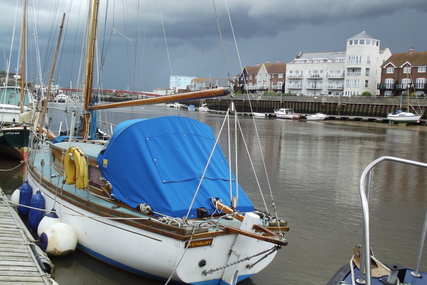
[{"xmin": 97, "ymin": 116, "xmax": 254, "ymax": 218}]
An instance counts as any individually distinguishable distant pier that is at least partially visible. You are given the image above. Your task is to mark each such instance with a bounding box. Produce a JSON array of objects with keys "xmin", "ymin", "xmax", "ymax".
[{"xmin": 0, "ymin": 189, "xmax": 55, "ymax": 285}]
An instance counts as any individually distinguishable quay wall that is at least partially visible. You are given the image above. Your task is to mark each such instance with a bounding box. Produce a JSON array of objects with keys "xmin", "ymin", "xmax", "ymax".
[{"xmin": 188, "ymin": 95, "xmax": 427, "ymax": 117}]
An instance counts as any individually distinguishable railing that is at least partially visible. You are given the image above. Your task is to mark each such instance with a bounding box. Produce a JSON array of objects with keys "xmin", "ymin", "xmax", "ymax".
[
  {"xmin": 326, "ymin": 73, "xmax": 345, "ymax": 79},
  {"xmin": 357, "ymin": 156, "xmax": 427, "ymax": 285},
  {"xmin": 287, "ymin": 84, "xmax": 303, "ymax": 89},
  {"xmin": 326, "ymin": 85, "xmax": 343, "ymax": 90},
  {"xmin": 306, "ymin": 84, "xmax": 323, "ymax": 90}
]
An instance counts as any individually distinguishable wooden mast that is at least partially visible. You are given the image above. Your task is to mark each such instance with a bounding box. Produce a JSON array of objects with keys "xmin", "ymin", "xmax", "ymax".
[
  {"xmin": 82, "ymin": 0, "xmax": 99, "ymax": 140},
  {"xmin": 39, "ymin": 13, "xmax": 66, "ymax": 137},
  {"xmin": 19, "ymin": 0, "xmax": 27, "ymax": 114}
]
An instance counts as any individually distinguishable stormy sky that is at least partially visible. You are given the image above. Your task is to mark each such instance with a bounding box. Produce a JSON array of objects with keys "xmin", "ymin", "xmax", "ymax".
[{"xmin": 1, "ymin": 0, "xmax": 426, "ymax": 92}]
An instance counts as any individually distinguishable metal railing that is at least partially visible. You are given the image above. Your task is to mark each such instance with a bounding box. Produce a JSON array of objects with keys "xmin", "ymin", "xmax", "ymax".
[{"xmin": 357, "ymin": 156, "xmax": 427, "ymax": 285}]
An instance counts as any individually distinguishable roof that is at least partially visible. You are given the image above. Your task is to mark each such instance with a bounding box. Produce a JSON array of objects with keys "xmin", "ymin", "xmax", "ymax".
[
  {"xmin": 348, "ymin": 31, "xmax": 377, "ymax": 40},
  {"xmin": 381, "ymin": 50, "xmax": 427, "ymax": 67},
  {"xmin": 244, "ymin": 65, "xmax": 261, "ymax": 75},
  {"xmin": 292, "ymin": 51, "xmax": 346, "ymax": 61},
  {"xmin": 264, "ymin": 62, "xmax": 286, "ymax": 73}
]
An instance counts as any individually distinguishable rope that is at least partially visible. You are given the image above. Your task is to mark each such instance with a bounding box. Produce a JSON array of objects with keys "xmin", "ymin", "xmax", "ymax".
[
  {"xmin": 164, "ymin": 226, "xmax": 197, "ymax": 285},
  {"xmin": 0, "ymin": 161, "xmax": 25, "ymax": 172}
]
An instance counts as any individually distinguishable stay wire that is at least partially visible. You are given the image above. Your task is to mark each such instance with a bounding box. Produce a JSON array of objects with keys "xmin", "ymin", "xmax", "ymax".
[{"xmin": 222, "ymin": 0, "xmax": 281, "ymax": 220}]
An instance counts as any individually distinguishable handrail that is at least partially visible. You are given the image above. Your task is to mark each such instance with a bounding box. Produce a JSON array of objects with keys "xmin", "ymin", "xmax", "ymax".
[{"xmin": 358, "ymin": 156, "xmax": 427, "ymax": 285}]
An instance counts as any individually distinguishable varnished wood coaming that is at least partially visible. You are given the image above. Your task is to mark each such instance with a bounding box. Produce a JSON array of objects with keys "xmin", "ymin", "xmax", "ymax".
[{"xmin": 41, "ymin": 140, "xmax": 288, "ymax": 246}]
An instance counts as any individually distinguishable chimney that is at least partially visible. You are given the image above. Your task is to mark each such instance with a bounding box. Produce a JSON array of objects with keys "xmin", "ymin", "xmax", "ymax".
[{"xmin": 409, "ymin": 47, "xmax": 415, "ymax": 54}]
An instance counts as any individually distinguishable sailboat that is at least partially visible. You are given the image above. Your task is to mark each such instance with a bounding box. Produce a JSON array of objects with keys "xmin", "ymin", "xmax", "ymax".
[
  {"xmin": 387, "ymin": 74, "xmax": 423, "ymax": 124},
  {"xmin": 23, "ymin": 1, "xmax": 288, "ymax": 284},
  {"xmin": 0, "ymin": 1, "xmax": 34, "ymax": 162}
]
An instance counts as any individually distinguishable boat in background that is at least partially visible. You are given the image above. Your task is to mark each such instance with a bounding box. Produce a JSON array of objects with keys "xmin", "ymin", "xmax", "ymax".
[
  {"xmin": 198, "ymin": 103, "xmax": 209, "ymax": 112},
  {"xmin": 387, "ymin": 109, "xmax": 423, "ymax": 124},
  {"xmin": 0, "ymin": 0, "xmax": 36, "ymax": 163},
  {"xmin": 327, "ymin": 156, "xmax": 427, "ymax": 285},
  {"xmin": 252, "ymin": 112, "xmax": 266, "ymax": 118},
  {"xmin": 274, "ymin": 108, "xmax": 300, "ymax": 119},
  {"xmin": 306, "ymin": 113, "xmax": 327, "ymax": 121}
]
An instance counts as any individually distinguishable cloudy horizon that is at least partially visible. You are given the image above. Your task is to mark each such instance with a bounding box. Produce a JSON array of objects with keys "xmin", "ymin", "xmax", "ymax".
[{"xmin": 1, "ymin": 0, "xmax": 426, "ymax": 92}]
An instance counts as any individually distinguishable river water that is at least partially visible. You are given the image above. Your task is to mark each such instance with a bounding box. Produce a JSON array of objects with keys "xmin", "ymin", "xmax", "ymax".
[{"xmin": 1, "ymin": 104, "xmax": 427, "ymax": 285}]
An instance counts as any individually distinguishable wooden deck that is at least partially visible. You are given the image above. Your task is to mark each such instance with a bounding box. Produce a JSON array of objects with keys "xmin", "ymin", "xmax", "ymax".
[{"xmin": 0, "ymin": 189, "xmax": 55, "ymax": 285}]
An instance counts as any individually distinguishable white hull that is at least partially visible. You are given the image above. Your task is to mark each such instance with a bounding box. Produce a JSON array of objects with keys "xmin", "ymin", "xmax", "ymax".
[
  {"xmin": 387, "ymin": 112, "xmax": 422, "ymax": 123},
  {"xmin": 306, "ymin": 113, "xmax": 327, "ymax": 121},
  {"xmin": 252, "ymin": 112, "xmax": 266, "ymax": 118},
  {"xmin": 274, "ymin": 108, "xmax": 300, "ymax": 120},
  {"xmin": 26, "ymin": 144, "xmax": 281, "ymax": 284}
]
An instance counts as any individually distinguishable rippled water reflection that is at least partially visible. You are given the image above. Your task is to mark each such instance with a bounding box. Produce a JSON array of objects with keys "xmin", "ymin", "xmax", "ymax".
[{"xmin": 1, "ymin": 104, "xmax": 426, "ymax": 284}]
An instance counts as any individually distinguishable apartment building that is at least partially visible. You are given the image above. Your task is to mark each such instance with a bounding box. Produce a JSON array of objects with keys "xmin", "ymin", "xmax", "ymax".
[
  {"xmin": 285, "ymin": 31, "xmax": 391, "ymax": 97},
  {"xmin": 378, "ymin": 49, "xmax": 427, "ymax": 97}
]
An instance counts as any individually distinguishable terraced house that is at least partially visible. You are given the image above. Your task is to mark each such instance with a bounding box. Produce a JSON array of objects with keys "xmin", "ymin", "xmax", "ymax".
[
  {"xmin": 378, "ymin": 49, "xmax": 427, "ymax": 97},
  {"xmin": 235, "ymin": 61, "xmax": 286, "ymax": 93}
]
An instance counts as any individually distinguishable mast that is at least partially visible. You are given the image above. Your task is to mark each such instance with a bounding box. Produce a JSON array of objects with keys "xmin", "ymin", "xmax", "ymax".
[
  {"xmin": 82, "ymin": 0, "xmax": 100, "ymax": 140},
  {"xmin": 38, "ymin": 13, "xmax": 66, "ymax": 137},
  {"xmin": 19, "ymin": 0, "xmax": 27, "ymax": 114}
]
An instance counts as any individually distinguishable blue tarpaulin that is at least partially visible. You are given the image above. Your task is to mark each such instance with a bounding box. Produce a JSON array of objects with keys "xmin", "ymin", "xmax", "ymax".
[{"xmin": 97, "ymin": 116, "xmax": 254, "ymax": 218}]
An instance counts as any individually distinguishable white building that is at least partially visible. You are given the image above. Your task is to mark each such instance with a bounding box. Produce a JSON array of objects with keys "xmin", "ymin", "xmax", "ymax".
[
  {"xmin": 285, "ymin": 31, "xmax": 391, "ymax": 97},
  {"xmin": 169, "ymin": 75, "xmax": 196, "ymax": 93}
]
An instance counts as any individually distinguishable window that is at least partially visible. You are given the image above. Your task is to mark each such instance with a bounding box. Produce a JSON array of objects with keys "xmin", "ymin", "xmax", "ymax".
[
  {"xmin": 367, "ymin": 56, "xmax": 371, "ymax": 64},
  {"xmin": 419, "ymin": 66, "xmax": 426, "ymax": 73},
  {"xmin": 360, "ymin": 40, "xmax": 365, "ymax": 45},
  {"xmin": 365, "ymin": 80, "xmax": 369, "ymax": 88},
  {"xmin": 278, "ymin": 74, "xmax": 283, "ymax": 78},
  {"xmin": 403, "ymin": 66, "xmax": 411, "ymax": 74},
  {"xmin": 402, "ymin": 78, "xmax": 412, "ymax": 90},
  {"xmin": 416, "ymin": 78, "xmax": 426, "ymax": 89},
  {"xmin": 365, "ymin": 68, "xmax": 370, "ymax": 76},
  {"xmin": 386, "ymin": 67, "xmax": 394, "ymax": 74}
]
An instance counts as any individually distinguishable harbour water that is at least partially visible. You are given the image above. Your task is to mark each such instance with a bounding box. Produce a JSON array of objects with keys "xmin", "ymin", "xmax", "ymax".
[{"xmin": 1, "ymin": 104, "xmax": 427, "ymax": 284}]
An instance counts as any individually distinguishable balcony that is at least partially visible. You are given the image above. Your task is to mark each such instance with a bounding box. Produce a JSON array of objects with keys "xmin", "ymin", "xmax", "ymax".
[
  {"xmin": 377, "ymin": 83, "xmax": 395, "ymax": 90},
  {"xmin": 327, "ymin": 85, "xmax": 344, "ymax": 90},
  {"xmin": 308, "ymin": 74, "xmax": 322, "ymax": 79},
  {"xmin": 326, "ymin": 73, "xmax": 345, "ymax": 79},
  {"xmin": 306, "ymin": 84, "xmax": 323, "ymax": 90},
  {"xmin": 288, "ymin": 74, "xmax": 303, "ymax": 79},
  {"xmin": 287, "ymin": 84, "xmax": 303, "ymax": 89},
  {"xmin": 415, "ymin": 83, "xmax": 427, "ymax": 90}
]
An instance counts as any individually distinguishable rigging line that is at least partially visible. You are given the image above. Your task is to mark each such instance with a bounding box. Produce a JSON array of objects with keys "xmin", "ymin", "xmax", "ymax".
[
  {"xmin": 212, "ymin": 0, "xmax": 231, "ymax": 81},
  {"xmin": 223, "ymin": 0, "xmax": 278, "ymax": 217},
  {"xmin": 28, "ymin": 1, "xmax": 45, "ymax": 98},
  {"xmin": 132, "ymin": 0, "xmax": 141, "ymax": 91},
  {"xmin": 164, "ymin": 226, "xmax": 197, "ymax": 285},
  {"xmin": 159, "ymin": 3, "xmax": 173, "ymax": 76},
  {"xmin": 185, "ymin": 109, "xmax": 231, "ymax": 220},
  {"xmin": 227, "ymin": 102, "xmax": 232, "ymax": 201},
  {"xmin": 234, "ymin": 102, "xmax": 239, "ymax": 202},
  {"xmin": 4, "ymin": 0, "xmax": 19, "ymax": 90},
  {"xmin": 235, "ymin": 117, "xmax": 268, "ymax": 212}
]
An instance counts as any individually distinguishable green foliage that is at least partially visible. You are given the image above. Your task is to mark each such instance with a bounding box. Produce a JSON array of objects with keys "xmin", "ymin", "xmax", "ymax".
[{"xmin": 362, "ymin": 91, "xmax": 371, "ymax": 96}]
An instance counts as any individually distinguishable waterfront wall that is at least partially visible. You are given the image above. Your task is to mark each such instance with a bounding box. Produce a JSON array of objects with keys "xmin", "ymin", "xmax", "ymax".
[{"xmin": 188, "ymin": 95, "xmax": 427, "ymax": 117}]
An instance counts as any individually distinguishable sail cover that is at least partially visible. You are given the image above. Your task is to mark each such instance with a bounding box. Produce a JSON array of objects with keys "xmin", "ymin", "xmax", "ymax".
[{"xmin": 97, "ymin": 116, "xmax": 254, "ymax": 218}]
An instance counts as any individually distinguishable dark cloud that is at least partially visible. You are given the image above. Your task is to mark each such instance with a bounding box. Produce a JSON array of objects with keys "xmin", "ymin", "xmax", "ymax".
[{"xmin": 1, "ymin": 0, "xmax": 426, "ymax": 91}]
